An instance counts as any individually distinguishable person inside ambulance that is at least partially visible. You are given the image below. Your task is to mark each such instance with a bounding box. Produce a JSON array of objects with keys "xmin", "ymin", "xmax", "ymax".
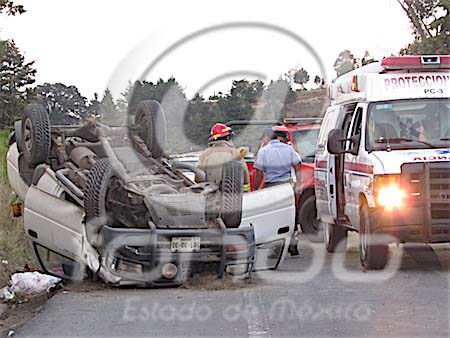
[
  {"xmin": 196, "ymin": 123, "xmax": 250, "ymax": 192},
  {"xmin": 372, "ymin": 108, "xmax": 399, "ymax": 140}
]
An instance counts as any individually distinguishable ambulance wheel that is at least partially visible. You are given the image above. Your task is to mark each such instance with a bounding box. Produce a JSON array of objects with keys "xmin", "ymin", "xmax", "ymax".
[
  {"xmin": 21, "ymin": 103, "xmax": 51, "ymax": 167},
  {"xmin": 359, "ymin": 203, "xmax": 388, "ymax": 269},
  {"xmin": 324, "ymin": 222, "xmax": 347, "ymax": 253},
  {"xmin": 298, "ymin": 192, "xmax": 323, "ymax": 243},
  {"xmin": 135, "ymin": 100, "xmax": 167, "ymax": 158},
  {"xmin": 220, "ymin": 160, "xmax": 243, "ymax": 228}
]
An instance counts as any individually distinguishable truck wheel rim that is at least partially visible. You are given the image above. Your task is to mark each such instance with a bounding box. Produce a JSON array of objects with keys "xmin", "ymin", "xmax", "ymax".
[{"xmin": 23, "ymin": 118, "xmax": 33, "ymax": 153}]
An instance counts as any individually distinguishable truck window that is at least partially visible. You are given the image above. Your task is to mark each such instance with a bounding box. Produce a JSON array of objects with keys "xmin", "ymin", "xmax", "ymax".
[
  {"xmin": 366, "ymin": 98, "xmax": 450, "ymax": 151},
  {"xmin": 291, "ymin": 129, "xmax": 320, "ymax": 162}
]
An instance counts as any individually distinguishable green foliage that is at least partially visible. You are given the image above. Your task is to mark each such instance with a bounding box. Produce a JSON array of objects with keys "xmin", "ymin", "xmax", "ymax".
[
  {"xmin": 0, "ymin": 39, "xmax": 36, "ymax": 127},
  {"xmin": 334, "ymin": 50, "xmax": 356, "ymax": 76},
  {"xmin": 293, "ymin": 68, "xmax": 310, "ymax": 89},
  {"xmin": 0, "ymin": 129, "xmax": 9, "ymax": 184},
  {"xmin": 400, "ymin": 0, "xmax": 449, "ymax": 54},
  {"xmin": 34, "ymin": 83, "xmax": 88, "ymax": 124},
  {"xmin": 0, "ymin": 0, "xmax": 25, "ymax": 16}
]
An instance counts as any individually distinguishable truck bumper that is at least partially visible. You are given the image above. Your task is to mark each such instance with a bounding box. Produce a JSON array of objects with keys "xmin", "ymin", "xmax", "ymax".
[
  {"xmin": 96, "ymin": 222, "xmax": 255, "ymax": 286},
  {"xmin": 371, "ymin": 206, "xmax": 450, "ymax": 243}
]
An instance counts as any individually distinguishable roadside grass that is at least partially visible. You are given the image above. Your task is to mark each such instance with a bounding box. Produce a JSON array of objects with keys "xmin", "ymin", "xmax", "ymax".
[{"xmin": 0, "ymin": 130, "xmax": 36, "ymax": 286}]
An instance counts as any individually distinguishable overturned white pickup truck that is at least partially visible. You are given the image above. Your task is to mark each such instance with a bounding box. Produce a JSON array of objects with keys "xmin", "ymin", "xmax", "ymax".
[{"xmin": 7, "ymin": 100, "xmax": 296, "ymax": 286}]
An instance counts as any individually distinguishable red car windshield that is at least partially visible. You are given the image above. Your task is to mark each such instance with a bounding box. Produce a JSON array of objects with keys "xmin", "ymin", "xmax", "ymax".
[{"xmin": 291, "ymin": 129, "xmax": 320, "ymax": 163}]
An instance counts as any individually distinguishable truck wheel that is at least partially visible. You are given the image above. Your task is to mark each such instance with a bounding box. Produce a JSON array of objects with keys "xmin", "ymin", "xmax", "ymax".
[
  {"xmin": 324, "ymin": 222, "xmax": 347, "ymax": 253},
  {"xmin": 359, "ymin": 203, "xmax": 388, "ymax": 269},
  {"xmin": 84, "ymin": 159, "xmax": 115, "ymax": 246},
  {"xmin": 14, "ymin": 121, "xmax": 23, "ymax": 153},
  {"xmin": 298, "ymin": 193, "xmax": 323, "ymax": 243},
  {"xmin": 21, "ymin": 103, "xmax": 51, "ymax": 167},
  {"xmin": 135, "ymin": 100, "xmax": 167, "ymax": 158},
  {"xmin": 220, "ymin": 160, "xmax": 243, "ymax": 228}
]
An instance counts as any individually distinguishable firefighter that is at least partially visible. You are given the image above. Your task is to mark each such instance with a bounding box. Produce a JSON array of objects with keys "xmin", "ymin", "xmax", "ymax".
[{"xmin": 196, "ymin": 123, "xmax": 250, "ymax": 191}]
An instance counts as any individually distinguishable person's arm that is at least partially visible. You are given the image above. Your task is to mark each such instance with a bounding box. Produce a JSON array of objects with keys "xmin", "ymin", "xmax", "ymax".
[
  {"xmin": 291, "ymin": 149, "xmax": 302, "ymax": 194},
  {"xmin": 253, "ymin": 149, "xmax": 265, "ymax": 190},
  {"xmin": 294, "ymin": 163, "xmax": 302, "ymax": 194},
  {"xmin": 196, "ymin": 152, "xmax": 206, "ymax": 183},
  {"xmin": 254, "ymin": 169, "xmax": 264, "ymax": 190}
]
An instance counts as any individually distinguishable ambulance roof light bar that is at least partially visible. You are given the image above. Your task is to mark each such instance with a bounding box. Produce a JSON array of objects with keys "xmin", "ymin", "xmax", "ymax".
[{"xmin": 381, "ymin": 55, "xmax": 450, "ymax": 70}]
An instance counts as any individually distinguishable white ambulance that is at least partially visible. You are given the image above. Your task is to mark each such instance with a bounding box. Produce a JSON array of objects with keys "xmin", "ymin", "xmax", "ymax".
[{"xmin": 315, "ymin": 55, "xmax": 450, "ymax": 269}]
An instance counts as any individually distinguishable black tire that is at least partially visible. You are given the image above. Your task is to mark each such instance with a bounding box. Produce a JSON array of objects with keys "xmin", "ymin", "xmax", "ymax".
[
  {"xmin": 21, "ymin": 103, "xmax": 51, "ymax": 167},
  {"xmin": 14, "ymin": 121, "xmax": 23, "ymax": 153},
  {"xmin": 359, "ymin": 203, "xmax": 388, "ymax": 269},
  {"xmin": 220, "ymin": 160, "xmax": 243, "ymax": 228},
  {"xmin": 298, "ymin": 193, "xmax": 324, "ymax": 243},
  {"xmin": 135, "ymin": 100, "xmax": 167, "ymax": 158},
  {"xmin": 324, "ymin": 222, "xmax": 348, "ymax": 253},
  {"xmin": 84, "ymin": 159, "xmax": 115, "ymax": 246},
  {"xmin": 84, "ymin": 159, "xmax": 114, "ymax": 221}
]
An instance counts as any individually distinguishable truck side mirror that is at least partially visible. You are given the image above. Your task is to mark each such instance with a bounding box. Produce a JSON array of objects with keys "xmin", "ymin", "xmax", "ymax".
[
  {"xmin": 348, "ymin": 134, "xmax": 361, "ymax": 156},
  {"xmin": 327, "ymin": 129, "xmax": 345, "ymax": 154}
]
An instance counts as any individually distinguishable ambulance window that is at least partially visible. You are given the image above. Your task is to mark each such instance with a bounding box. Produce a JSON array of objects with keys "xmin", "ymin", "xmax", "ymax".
[
  {"xmin": 338, "ymin": 103, "xmax": 358, "ymax": 134},
  {"xmin": 349, "ymin": 108, "xmax": 363, "ymax": 137},
  {"xmin": 317, "ymin": 107, "xmax": 336, "ymax": 150},
  {"xmin": 346, "ymin": 107, "xmax": 363, "ymax": 151}
]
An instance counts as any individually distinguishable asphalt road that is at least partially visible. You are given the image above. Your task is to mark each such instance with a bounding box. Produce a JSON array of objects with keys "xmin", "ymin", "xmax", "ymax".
[{"xmin": 15, "ymin": 235, "xmax": 450, "ymax": 337}]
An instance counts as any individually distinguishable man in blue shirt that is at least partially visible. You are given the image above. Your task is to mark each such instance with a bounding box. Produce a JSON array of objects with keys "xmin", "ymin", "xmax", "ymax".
[
  {"xmin": 253, "ymin": 130, "xmax": 302, "ymax": 256},
  {"xmin": 254, "ymin": 130, "xmax": 302, "ymax": 191}
]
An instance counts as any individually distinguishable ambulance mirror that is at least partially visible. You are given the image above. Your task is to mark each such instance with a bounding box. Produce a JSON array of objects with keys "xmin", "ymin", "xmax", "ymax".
[{"xmin": 327, "ymin": 129, "xmax": 345, "ymax": 154}]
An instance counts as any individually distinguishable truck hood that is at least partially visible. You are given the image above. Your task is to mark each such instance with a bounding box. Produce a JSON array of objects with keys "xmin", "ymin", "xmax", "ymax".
[{"xmin": 372, "ymin": 148, "xmax": 450, "ymax": 174}]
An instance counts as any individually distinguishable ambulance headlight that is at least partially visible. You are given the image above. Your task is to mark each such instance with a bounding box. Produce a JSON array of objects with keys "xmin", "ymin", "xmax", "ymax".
[
  {"xmin": 377, "ymin": 185, "xmax": 406, "ymax": 209},
  {"xmin": 374, "ymin": 174, "xmax": 406, "ymax": 209}
]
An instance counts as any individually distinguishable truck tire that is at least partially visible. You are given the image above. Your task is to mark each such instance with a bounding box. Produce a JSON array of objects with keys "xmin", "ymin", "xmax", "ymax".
[
  {"xmin": 359, "ymin": 203, "xmax": 388, "ymax": 269},
  {"xmin": 324, "ymin": 222, "xmax": 347, "ymax": 253},
  {"xmin": 14, "ymin": 121, "xmax": 23, "ymax": 153},
  {"xmin": 135, "ymin": 100, "xmax": 167, "ymax": 158},
  {"xmin": 21, "ymin": 103, "xmax": 51, "ymax": 167},
  {"xmin": 84, "ymin": 159, "xmax": 114, "ymax": 221},
  {"xmin": 298, "ymin": 193, "xmax": 323, "ymax": 243},
  {"xmin": 220, "ymin": 160, "xmax": 243, "ymax": 228}
]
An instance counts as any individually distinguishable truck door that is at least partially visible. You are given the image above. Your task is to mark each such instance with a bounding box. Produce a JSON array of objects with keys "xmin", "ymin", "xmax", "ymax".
[{"xmin": 328, "ymin": 104, "xmax": 357, "ymax": 223}]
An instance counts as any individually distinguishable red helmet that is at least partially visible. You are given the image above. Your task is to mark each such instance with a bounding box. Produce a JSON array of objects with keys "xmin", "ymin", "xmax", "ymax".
[{"xmin": 209, "ymin": 123, "xmax": 233, "ymax": 141}]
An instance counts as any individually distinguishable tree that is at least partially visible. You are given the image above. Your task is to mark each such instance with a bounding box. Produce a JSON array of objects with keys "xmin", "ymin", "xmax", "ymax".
[
  {"xmin": 399, "ymin": 0, "xmax": 449, "ymax": 54},
  {"xmin": 35, "ymin": 83, "xmax": 88, "ymax": 124},
  {"xmin": 334, "ymin": 50, "xmax": 356, "ymax": 76},
  {"xmin": 293, "ymin": 68, "xmax": 310, "ymax": 90},
  {"xmin": 314, "ymin": 75, "xmax": 322, "ymax": 88},
  {"xmin": 87, "ymin": 93, "xmax": 101, "ymax": 119},
  {"xmin": 0, "ymin": 40, "xmax": 36, "ymax": 126},
  {"xmin": 258, "ymin": 78, "xmax": 294, "ymax": 120},
  {"xmin": 0, "ymin": 0, "xmax": 25, "ymax": 16}
]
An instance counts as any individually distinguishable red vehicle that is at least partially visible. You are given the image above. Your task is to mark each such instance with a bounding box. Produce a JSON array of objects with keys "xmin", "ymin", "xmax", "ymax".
[{"xmin": 226, "ymin": 118, "xmax": 323, "ymax": 241}]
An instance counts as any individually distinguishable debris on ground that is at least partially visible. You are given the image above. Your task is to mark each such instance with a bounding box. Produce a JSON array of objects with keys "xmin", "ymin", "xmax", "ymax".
[
  {"xmin": 0, "ymin": 287, "xmax": 16, "ymax": 303},
  {"xmin": 9, "ymin": 272, "xmax": 61, "ymax": 296}
]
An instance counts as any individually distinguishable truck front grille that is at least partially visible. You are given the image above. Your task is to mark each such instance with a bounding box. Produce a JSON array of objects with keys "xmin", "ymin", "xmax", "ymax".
[
  {"xmin": 429, "ymin": 162, "xmax": 450, "ymax": 223},
  {"xmin": 402, "ymin": 161, "xmax": 450, "ymax": 225}
]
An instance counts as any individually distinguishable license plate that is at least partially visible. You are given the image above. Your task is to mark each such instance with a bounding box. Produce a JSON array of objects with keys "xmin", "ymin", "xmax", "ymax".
[{"xmin": 171, "ymin": 237, "xmax": 201, "ymax": 253}]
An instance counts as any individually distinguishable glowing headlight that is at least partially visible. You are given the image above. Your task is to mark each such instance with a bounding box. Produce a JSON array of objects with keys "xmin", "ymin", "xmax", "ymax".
[{"xmin": 377, "ymin": 185, "xmax": 406, "ymax": 209}]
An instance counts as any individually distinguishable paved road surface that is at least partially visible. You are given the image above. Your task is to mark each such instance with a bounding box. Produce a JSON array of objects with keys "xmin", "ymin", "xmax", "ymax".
[{"xmin": 15, "ymin": 236, "xmax": 450, "ymax": 337}]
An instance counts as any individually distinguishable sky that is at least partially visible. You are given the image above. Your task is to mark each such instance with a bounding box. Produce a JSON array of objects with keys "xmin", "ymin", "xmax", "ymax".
[{"xmin": 0, "ymin": 0, "xmax": 414, "ymax": 101}]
